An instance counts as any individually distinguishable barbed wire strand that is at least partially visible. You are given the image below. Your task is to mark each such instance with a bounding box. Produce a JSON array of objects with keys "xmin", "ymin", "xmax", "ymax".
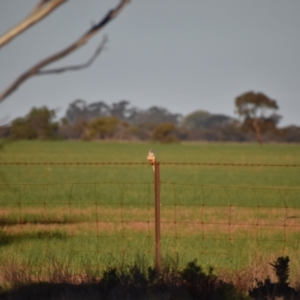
[{"xmin": 0, "ymin": 161, "xmax": 300, "ymax": 167}]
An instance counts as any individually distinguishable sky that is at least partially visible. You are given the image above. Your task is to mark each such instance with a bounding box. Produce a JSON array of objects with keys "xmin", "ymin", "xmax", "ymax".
[{"xmin": 0, "ymin": 0, "xmax": 300, "ymax": 126}]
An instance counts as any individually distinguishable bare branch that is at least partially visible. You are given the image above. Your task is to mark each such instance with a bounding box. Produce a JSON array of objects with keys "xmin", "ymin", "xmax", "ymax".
[
  {"xmin": 31, "ymin": 0, "xmax": 53, "ymax": 15},
  {"xmin": 0, "ymin": 0, "xmax": 130, "ymax": 103},
  {"xmin": 0, "ymin": 0, "xmax": 66, "ymax": 49},
  {"xmin": 37, "ymin": 36, "xmax": 108, "ymax": 75}
]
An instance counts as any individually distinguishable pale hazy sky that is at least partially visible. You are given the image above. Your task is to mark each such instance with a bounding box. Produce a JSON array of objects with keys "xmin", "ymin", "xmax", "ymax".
[{"xmin": 1, "ymin": 0, "xmax": 300, "ymax": 126}]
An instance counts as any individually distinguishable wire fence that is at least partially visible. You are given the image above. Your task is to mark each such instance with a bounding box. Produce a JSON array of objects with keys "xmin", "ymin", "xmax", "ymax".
[{"xmin": 0, "ymin": 161, "xmax": 300, "ymax": 274}]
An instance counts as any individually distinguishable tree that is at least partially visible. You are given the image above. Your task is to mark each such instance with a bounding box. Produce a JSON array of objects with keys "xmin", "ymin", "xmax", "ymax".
[
  {"xmin": 87, "ymin": 117, "xmax": 119, "ymax": 140},
  {"xmin": 65, "ymin": 99, "xmax": 111, "ymax": 124},
  {"xmin": 0, "ymin": 0, "xmax": 130, "ymax": 103},
  {"xmin": 181, "ymin": 110, "xmax": 234, "ymax": 130},
  {"xmin": 65, "ymin": 99, "xmax": 132, "ymax": 125},
  {"xmin": 235, "ymin": 91, "xmax": 280, "ymax": 144},
  {"xmin": 181, "ymin": 110, "xmax": 210, "ymax": 129},
  {"xmin": 128, "ymin": 106, "xmax": 182, "ymax": 126},
  {"xmin": 152, "ymin": 123, "xmax": 179, "ymax": 143},
  {"xmin": 10, "ymin": 106, "xmax": 58, "ymax": 139},
  {"xmin": 282, "ymin": 126, "xmax": 300, "ymax": 143},
  {"xmin": 110, "ymin": 100, "xmax": 131, "ymax": 120}
]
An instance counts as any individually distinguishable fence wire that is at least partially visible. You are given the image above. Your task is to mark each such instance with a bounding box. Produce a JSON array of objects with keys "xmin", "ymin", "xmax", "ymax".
[
  {"xmin": 0, "ymin": 162, "xmax": 299, "ymax": 273},
  {"xmin": 1, "ymin": 162, "xmax": 300, "ymax": 167}
]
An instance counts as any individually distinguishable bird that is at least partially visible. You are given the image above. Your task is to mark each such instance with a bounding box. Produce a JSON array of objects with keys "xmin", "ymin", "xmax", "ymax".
[{"xmin": 147, "ymin": 149, "xmax": 156, "ymax": 171}]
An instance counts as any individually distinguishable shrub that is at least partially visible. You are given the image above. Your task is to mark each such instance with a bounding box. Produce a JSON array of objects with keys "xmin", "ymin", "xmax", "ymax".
[{"xmin": 249, "ymin": 256, "xmax": 299, "ymax": 299}]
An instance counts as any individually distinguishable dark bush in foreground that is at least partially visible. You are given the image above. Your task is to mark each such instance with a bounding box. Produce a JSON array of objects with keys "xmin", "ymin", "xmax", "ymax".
[
  {"xmin": 2, "ymin": 257, "xmax": 300, "ymax": 299},
  {"xmin": 98, "ymin": 259, "xmax": 248, "ymax": 300},
  {"xmin": 0, "ymin": 259, "xmax": 248, "ymax": 300},
  {"xmin": 249, "ymin": 256, "xmax": 299, "ymax": 300}
]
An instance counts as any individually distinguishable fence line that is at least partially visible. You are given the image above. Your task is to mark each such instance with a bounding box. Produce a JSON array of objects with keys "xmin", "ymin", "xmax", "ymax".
[
  {"xmin": 1, "ymin": 161, "xmax": 300, "ymax": 167},
  {"xmin": 0, "ymin": 161, "xmax": 299, "ymax": 275}
]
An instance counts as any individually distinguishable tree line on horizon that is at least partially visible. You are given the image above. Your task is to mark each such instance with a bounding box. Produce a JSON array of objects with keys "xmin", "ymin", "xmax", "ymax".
[{"xmin": 1, "ymin": 92, "xmax": 299, "ymax": 143}]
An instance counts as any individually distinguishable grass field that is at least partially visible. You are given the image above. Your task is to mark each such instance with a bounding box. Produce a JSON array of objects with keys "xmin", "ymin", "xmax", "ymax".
[{"xmin": 0, "ymin": 141, "xmax": 300, "ymax": 285}]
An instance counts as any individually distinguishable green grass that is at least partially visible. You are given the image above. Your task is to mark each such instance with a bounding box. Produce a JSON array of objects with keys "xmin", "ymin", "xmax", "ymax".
[
  {"xmin": 1, "ymin": 140, "xmax": 300, "ymax": 187},
  {"xmin": 0, "ymin": 140, "xmax": 300, "ymax": 283}
]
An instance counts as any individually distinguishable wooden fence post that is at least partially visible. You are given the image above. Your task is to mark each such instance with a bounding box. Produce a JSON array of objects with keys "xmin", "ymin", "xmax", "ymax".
[{"xmin": 154, "ymin": 161, "xmax": 161, "ymax": 272}]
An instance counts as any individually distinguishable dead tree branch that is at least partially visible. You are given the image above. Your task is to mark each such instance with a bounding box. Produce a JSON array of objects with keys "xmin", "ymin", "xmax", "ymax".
[
  {"xmin": 37, "ymin": 35, "xmax": 108, "ymax": 75},
  {"xmin": 0, "ymin": 0, "xmax": 130, "ymax": 103},
  {"xmin": 0, "ymin": 0, "xmax": 66, "ymax": 49}
]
